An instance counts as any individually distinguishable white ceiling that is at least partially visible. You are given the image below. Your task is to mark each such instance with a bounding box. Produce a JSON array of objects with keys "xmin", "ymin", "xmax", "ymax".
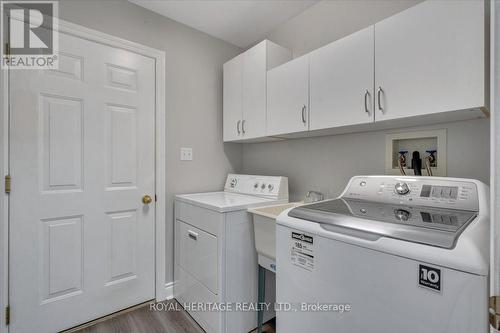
[{"xmin": 128, "ymin": 0, "xmax": 319, "ymax": 48}]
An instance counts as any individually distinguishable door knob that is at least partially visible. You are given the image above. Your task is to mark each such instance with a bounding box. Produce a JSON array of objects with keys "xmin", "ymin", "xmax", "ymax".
[{"xmin": 142, "ymin": 195, "xmax": 153, "ymax": 204}]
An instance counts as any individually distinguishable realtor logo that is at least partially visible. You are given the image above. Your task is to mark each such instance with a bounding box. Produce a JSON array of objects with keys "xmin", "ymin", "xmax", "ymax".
[{"xmin": 1, "ymin": 0, "xmax": 58, "ymax": 69}]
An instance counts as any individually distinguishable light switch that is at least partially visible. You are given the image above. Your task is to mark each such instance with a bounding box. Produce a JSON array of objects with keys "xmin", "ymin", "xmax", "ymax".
[{"xmin": 180, "ymin": 147, "xmax": 193, "ymax": 161}]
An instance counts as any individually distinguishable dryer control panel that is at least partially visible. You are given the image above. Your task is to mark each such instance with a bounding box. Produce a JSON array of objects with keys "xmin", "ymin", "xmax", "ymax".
[
  {"xmin": 343, "ymin": 176, "xmax": 479, "ymax": 212},
  {"xmin": 224, "ymin": 174, "xmax": 289, "ymax": 200}
]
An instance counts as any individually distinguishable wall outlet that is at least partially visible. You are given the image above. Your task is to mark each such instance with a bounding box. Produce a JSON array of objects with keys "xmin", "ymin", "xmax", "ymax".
[{"xmin": 180, "ymin": 147, "xmax": 193, "ymax": 161}]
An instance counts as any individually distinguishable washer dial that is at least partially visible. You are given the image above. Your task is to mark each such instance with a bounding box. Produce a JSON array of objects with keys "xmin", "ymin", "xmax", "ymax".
[{"xmin": 394, "ymin": 182, "xmax": 410, "ymax": 195}]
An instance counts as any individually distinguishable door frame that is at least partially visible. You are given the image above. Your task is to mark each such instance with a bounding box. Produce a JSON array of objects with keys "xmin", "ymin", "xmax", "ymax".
[{"xmin": 0, "ymin": 18, "xmax": 167, "ymax": 332}]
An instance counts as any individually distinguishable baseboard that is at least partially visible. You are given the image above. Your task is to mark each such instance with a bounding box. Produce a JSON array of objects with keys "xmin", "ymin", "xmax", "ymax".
[
  {"xmin": 156, "ymin": 281, "xmax": 174, "ymax": 301},
  {"xmin": 165, "ymin": 281, "xmax": 174, "ymax": 300}
]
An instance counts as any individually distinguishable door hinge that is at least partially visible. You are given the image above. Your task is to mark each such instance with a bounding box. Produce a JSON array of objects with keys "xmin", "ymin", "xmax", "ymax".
[
  {"xmin": 155, "ymin": 194, "xmax": 157, "ymax": 202},
  {"xmin": 4, "ymin": 175, "xmax": 10, "ymax": 194},
  {"xmin": 490, "ymin": 296, "xmax": 500, "ymax": 329},
  {"xmin": 5, "ymin": 306, "xmax": 9, "ymax": 325},
  {"xmin": 5, "ymin": 42, "xmax": 9, "ymax": 56}
]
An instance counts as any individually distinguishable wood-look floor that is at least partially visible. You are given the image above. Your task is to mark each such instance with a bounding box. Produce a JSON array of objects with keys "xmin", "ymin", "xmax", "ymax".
[{"xmin": 69, "ymin": 300, "xmax": 276, "ymax": 333}]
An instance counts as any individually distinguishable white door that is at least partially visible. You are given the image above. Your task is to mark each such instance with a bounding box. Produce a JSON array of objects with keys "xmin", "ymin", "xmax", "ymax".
[
  {"xmin": 9, "ymin": 31, "xmax": 156, "ymax": 333},
  {"xmin": 223, "ymin": 54, "xmax": 243, "ymax": 141},
  {"xmin": 242, "ymin": 41, "xmax": 267, "ymax": 140},
  {"xmin": 267, "ymin": 56, "xmax": 309, "ymax": 136},
  {"xmin": 309, "ymin": 26, "xmax": 374, "ymax": 130},
  {"xmin": 374, "ymin": 0, "xmax": 485, "ymax": 121}
]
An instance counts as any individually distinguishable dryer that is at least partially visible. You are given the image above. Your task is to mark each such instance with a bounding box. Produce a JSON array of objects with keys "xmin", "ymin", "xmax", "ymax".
[
  {"xmin": 174, "ymin": 174, "xmax": 288, "ymax": 333},
  {"xmin": 276, "ymin": 175, "xmax": 489, "ymax": 333}
]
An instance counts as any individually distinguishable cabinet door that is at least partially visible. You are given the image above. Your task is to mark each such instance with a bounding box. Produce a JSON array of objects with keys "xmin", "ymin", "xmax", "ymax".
[
  {"xmin": 267, "ymin": 56, "xmax": 309, "ymax": 136},
  {"xmin": 310, "ymin": 26, "xmax": 374, "ymax": 130},
  {"xmin": 242, "ymin": 41, "xmax": 267, "ymax": 139},
  {"xmin": 223, "ymin": 54, "xmax": 243, "ymax": 141},
  {"xmin": 375, "ymin": 0, "xmax": 484, "ymax": 121}
]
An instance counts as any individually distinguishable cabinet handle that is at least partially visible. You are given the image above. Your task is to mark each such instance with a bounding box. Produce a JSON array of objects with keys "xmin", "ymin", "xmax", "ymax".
[
  {"xmin": 364, "ymin": 90, "xmax": 371, "ymax": 115},
  {"xmin": 241, "ymin": 120, "xmax": 246, "ymax": 134},
  {"xmin": 301, "ymin": 105, "xmax": 307, "ymax": 124},
  {"xmin": 188, "ymin": 230, "xmax": 198, "ymax": 241},
  {"xmin": 236, "ymin": 120, "xmax": 241, "ymax": 135},
  {"xmin": 377, "ymin": 86, "xmax": 384, "ymax": 112}
]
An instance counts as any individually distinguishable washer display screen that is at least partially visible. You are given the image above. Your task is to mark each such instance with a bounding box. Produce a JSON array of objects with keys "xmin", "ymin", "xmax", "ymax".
[{"xmin": 420, "ymin": 185, "xmax": 458, "ymax": 199}]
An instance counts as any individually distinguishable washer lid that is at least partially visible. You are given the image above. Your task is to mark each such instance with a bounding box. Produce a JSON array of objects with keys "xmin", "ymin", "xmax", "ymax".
[{"xmin": 288, "ymin": 198, "xmax": 477, "ymax": 249}]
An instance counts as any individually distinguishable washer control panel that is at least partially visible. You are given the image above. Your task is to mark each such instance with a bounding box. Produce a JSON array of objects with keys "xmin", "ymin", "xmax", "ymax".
[
  {"xmin": 342, "ymin": 198, "xmax": 475, "ymax": 232},
  {"xmin": 343, "ymin": 176, "xmax": 479, "ymax": 211},
  {"xmin": 224, "ymin": 174, "xmax": 289, "ymax": 200}
]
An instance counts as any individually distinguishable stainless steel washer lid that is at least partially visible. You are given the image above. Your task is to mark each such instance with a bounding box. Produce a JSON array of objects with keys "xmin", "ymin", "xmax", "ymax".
[{"xmin": 288, "ymin": 198, "xmax": 477, "ymax": 249}]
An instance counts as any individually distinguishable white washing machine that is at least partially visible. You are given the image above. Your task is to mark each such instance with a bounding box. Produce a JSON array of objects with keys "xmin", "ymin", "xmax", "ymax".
[
  {"xmin": 174, "ymin": 174, "xmax": 288, "ymax": 333},
  {"xmin": 276, "ymin": 175, "xmax": 489, "ymax": 333}
]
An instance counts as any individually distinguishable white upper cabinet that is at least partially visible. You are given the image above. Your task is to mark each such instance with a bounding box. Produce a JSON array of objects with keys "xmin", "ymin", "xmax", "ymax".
[
  {"xmin": 374, "ymin": 0, "xmax": 485, "ymax": 121},
  {"xmin": 242, "ymin": 42, "xmax": 267, "ymax": 139},
  {"xmin": 310, "ymin": 26, "xmax": 375, "ymax": 130},
  {"xmin": 267, "ymin": 55, "xmax": 310, "ymax": 136},
  {"xmin": 224, "ymin": 1, "xmax": 487, "ymax": 142},
  {"xmin": 223, "ymin": 54, "xmax": 243, "ymax": 142},
  {"xmin": 223, "ymin": 40, "xmax": 291, "ymax": 142}
]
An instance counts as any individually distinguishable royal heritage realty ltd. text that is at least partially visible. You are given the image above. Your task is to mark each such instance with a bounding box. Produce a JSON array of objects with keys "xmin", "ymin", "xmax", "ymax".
[{"xmin": 150, "ymin": 302, "xmax": 352, "ymax": 313}]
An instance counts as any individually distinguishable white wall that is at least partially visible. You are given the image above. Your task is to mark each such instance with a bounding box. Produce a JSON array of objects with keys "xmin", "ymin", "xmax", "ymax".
[
  {"xmin": 242, "ymin": 0, "xmax": 490, "ymax": 201},
  {"xmin": 243, "ymin": 119, "xmax": 490, "ymax": 201},
  {"xmin": 58, "ymin": 0, "xmax": 243, "ymax": 293}
]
